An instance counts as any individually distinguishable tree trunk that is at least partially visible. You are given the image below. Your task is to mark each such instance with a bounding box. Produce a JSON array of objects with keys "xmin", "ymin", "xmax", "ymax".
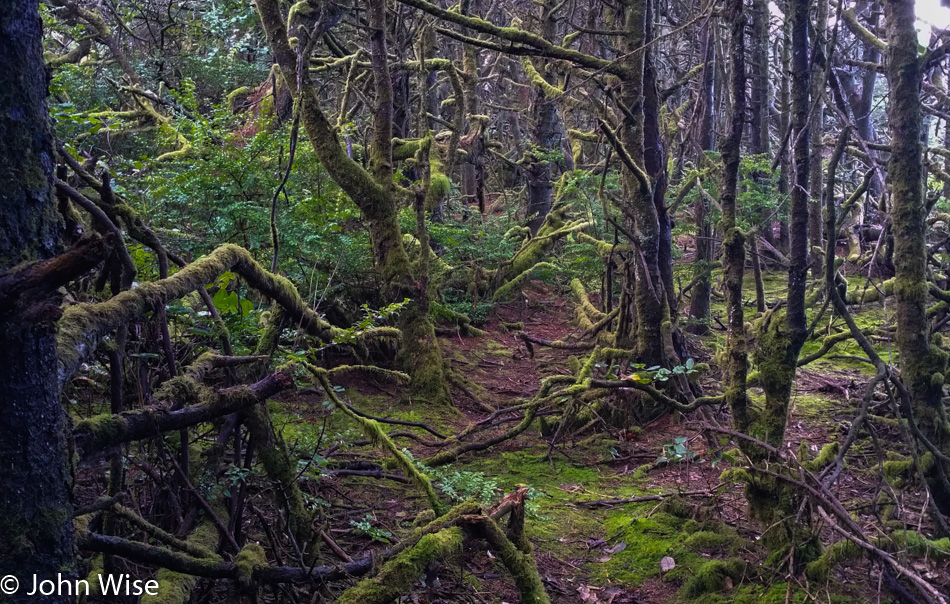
[
  {"xmin": 777, "ymin": 9, "xmax": 792, "ymax": 253},
  {"xmin": 525, "ymin": 0, "xmax": 560, "ymax": 234},
  {"xmin": 808, "ymin": 0, "xmax": 827, "ymax": 278},
  {"xmin": 688, "ymin": 21, "xmax": 716, "ymax": 335},
  {"xmin": 643, "ymin": 0, "xmax": 674, "ymax": 317},
  {"xmin": 749, "ymin": 0, "xmax": 773, "ymax": 245},
  {"xmin": 614, "ymin": 0, "xmax": 669, "ymax": 366},
  {"xmin": 754, "ymin": 0, "xmax": 810, "ymax": 449},
  {"xmin": 740, "ymin": 0, "xmax": 811, "ymax": 538},
  {"xmin": 0, "ymin": 0, "xmax": 76, "ymax": 598},
  {"xmin": 254, "ymin": 0, "xmax": 451, "ymax": 405},
  {"xmin": 721, "ymin": 0, "xmax": 749, "ymax": 439},
  {"xmin": 883, "ymin": 0, "xmax": 950, "ymax": 511}
]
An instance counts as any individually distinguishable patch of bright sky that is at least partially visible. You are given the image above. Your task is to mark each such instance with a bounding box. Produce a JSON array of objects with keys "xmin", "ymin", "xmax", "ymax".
[
  {"xmin": 770, "ymin": 1, "xmax": 950, "ymax": 46},
  {"xmin": 918, "ymin": 0, "xmax": 950, "ymax": 43}
]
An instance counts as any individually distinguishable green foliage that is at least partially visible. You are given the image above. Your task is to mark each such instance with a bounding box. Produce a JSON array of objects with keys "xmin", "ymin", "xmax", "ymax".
[
  {"xmin": 208, "ymin": 271, "xmax": 254, "ymax": 315},
  {"xmin": 438, "ymin": 289, "xmax": 493, "ymax": 325},
  {"xmin": 625, "ymin": 358, "xmax": 698, "ymax": 384},
  {"xmin": 424, "ymin": 466, "xmax": 499, "ymax": 505},
  {"xmin": 350, "ymin": 514, "xmax": 393, "ymax": 543},
  {"xmin": 331, "ymin": 299, "xmax": 409, "ymax": 345},
  {"xmin": 656, "ymin": 435, "xmax": 700, "ymax": 465},
  {"xmin": 737, "ymin": 153, "xmax": 783, "ymax": 228},
  {"xmin": 525, "ymin": 142, "xmax": 565, "ymax": 165}
]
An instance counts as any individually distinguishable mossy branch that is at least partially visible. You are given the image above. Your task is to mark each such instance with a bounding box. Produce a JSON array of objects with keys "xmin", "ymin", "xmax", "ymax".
[
  {"xmin": 589, "ymin": 378, "xmax": 724, "ymax": 412},
  {"xmin": 58, "ymin": 244, "xmax": 334, "ymax": 387},
  {"xmin": 493, "ymin": 262, "xmax": 558, "ymax": 301},
  {"xmin": 334, "ymin": 527, "xmax": 464, "ymax": 604},
  {"xmin": 395, "ymin": 0, "xmax": 622, "ymax": 74},
  {"xmin": 308, "ymin": 365, "xmax": 445, "ymax": 514},
  {"xmin": 73, "ymin": 370, "xmax": 293, "ymax": 456},
  {"xmin": 842, "ymin": 9, "xmax": 887, "ymax": 51},
  {"xmin": 463, "ymin": 515, "xmax": 551, "ymax": 604}
]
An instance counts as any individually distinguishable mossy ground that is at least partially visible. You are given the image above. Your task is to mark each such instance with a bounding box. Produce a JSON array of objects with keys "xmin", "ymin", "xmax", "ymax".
[
  {"xmin": 69, "ymin": 282, "xmax": 938, "ymax": 603},
  {"xmin": 245, "ymin": 284, "xmax": 882, "ymax": 602}
]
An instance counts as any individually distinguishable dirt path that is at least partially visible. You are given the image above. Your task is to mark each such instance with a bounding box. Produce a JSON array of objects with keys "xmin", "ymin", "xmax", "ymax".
[{"xmin": 277, "ymin": 282, "xmax": 946, "ymax": 603}]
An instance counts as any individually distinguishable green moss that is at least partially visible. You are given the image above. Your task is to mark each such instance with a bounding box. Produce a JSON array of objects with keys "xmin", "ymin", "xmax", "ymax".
[
  {"xmin": 309, "ymin": 365, "xmax": 446, "ymax": 514},
  {"xmin": 234, "ymin": 543, "xmax": 267, "ymax": 588},
  {"xmin": 493, "ymin": 262, "xmax": 558, "ymax": 301},
  {"xmin": 679, "ymin": 558, "xmax": 747, "ymax": 598},
  {"xmin": 153, "ymin": 376, "xmax": 206, "ymax": 405},
  {"xmin": 141, "ymin": 517, "xmax": 220, "ymax": 604},
  {"xmin": 691, "ymin": 581, "xmax": 811, "ymax": 604},
  {"xmin": 889, "ymin": 530, "xmax": 950, "ymax": 558},
  {"xmin": 789, "ymin": 393, "xmax": 834, "ymax": 420},
  {"xmin": 883, "ymin": 451, "xmax": 933, "ymax": 481},
  {"xmin": 681, "ymin": 519, "xmax": 701, "ymax": 534},
  {"xmin": 73, "ymin": 414, "xmax": 129, "ymax": 450},
  {"xmin": 631, "ymin": 463, "xmax": 652, "ymax": 479},
  {"xmin": 805, "ymin": 539, "xmax": 862, "ymax": 581},
  {"xmin": 683, "ymin": 531, "xmax": 740, "ymax": 551},
  {"xmin": 335, "ymin": 527, "xmax": 464, "ymax": 604},
  {"xmin": 80, "ymin": 555, "xmax": 103, "ymax": 600},
  {"xmin": 801, "ymin": 442, "xmax": 838, "ymax": 471},
  {"xmin": 590, "ymin": 511, "xmax": 692, "ymax": 585}
]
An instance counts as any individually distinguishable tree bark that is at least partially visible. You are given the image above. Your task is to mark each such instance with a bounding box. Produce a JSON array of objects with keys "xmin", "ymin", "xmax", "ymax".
[
  {"xmin": 883, "ymin": 0, "xmax": 950, "ymax": 511},
  {"xmin": 525, "ymin": 0, "xmax": 561, "ymax": 234},
  {"xmin": 721, "ymin": 0, "xmax": 749, "ymax": 439},
  {"xmin": 614, "ymin": 0, "xmax": 669, "ymax": 365},
  {"xmin": 253, "ymin": 0, "xmax": 451, "ymax": 404},
  {"xmin": 808, "ymin": 0, "xmax": 828, "ymax": 277},
  {"xmin": 0, "ymin": 0, "xmax": 75, "ymax": 598},
  {"xmin": 687, "ymin": 19, "xmax": 716, "ymax": 334}
]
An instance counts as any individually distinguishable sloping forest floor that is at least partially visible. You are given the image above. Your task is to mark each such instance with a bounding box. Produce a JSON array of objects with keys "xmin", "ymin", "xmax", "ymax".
[
  {"xmin": 72, "ymin": 268, "xmax": 950, "ymax": 603},
  {"xmin": 254, "ymin": 271, "xmax": 948, "ymax": 603}
]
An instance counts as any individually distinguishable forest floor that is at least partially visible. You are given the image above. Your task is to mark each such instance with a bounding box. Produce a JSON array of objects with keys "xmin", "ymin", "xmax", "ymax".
[{"xmin": 265, "ymin": 271, "xmax": 950, "ymax": 603}]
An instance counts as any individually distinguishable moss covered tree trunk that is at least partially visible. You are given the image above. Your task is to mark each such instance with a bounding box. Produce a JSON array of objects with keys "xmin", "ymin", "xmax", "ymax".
[
  {"xmin": 524, "ymin": 0, "xmax": 560, "ymax": 235},
  {"xmin": 254, "ymin": 0, "xmax": 451, "ymax": 405},
  {"xmin": 884, "ymin": 0, "xmax": 950, "ymax": 510},
  {"xmin": 731, "ymin": 0, "xmax": 814, "ymax": 539},
  {"xmin": 807, "ymin": 0, "xmax": 827, "ymax": 278},
  {"xmin": 614, "ymin": 0, "xmax": 669, "ymax": 365},
  {"xmin": 748, "ymin": 0, "xmax": 810, "ymax": 451},
  {"xmin": 0, "ymin": 0, "xmax": 75, "ymax": 598},
  {"xmin": 720, "ymin": 0, "xmax": 749, "ymax": 439},
  {"xmin": 643, "ymin": 0, "xmax": 675, "ymax": 317},
  {"xmin": 688, "ymin": 21, "xmax": 715, "ymax": 335}
]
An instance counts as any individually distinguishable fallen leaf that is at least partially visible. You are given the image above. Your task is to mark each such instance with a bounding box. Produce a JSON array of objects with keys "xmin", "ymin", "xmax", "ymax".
[
  {"xmin": 578, "ymin": 584, "xmax": 600, "ymax": 602},
  {"xmin": 606, "ymin": 542, "xmax": 627, "ymax": 554}
]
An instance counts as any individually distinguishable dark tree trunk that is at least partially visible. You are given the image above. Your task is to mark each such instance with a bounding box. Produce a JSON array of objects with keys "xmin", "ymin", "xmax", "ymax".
[
  {"xmin": 749, "ymin": 0, "xmax": 769, "ymax": 157},
  {"xmin": 883, "ymin": 0, "xmax": 950, "ymax": 512},
  {"xmin": 525, "ymin": 0, "xmax": 560, "ymax": 234},
  {"xmin": 0, "ymin": 0, "xmax": 75, "ymax": 598},
  {"xmin": 688, "ymin": 22, "xmax": 715, "ymax": 335},
  {"xmin": 754, "ymin": 0, "xmax": 810, "ymax": 448},
  {"xmin": 858, "ymin": 3, "xmax": 883, "ymax": 199},
  {"xmin": 721, "ymin": 0, "xmax": 749, "ymax": 436},
  {"xmin": 808, "ymin": 0, "xmax": 827, "ymax": 277},
  {"xmin": 643, "ymin": 0, "xmax": 674, "ymax": 316},
  {"xmin": 749, "ymin": 0, "xmax": 773, "ymax": 245},
  {"xmin": 614, "ymin": 0, "xmax": 669, "ymax": 365},
  {"xmin": 777, "ymin": 9, "xmax": 792, "ymax": 253}
]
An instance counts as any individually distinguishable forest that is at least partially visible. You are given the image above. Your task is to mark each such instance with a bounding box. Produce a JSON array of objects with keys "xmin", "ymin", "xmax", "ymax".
[{"xmin": 2, "ymin": 0, "xmax": 950, "ymax": 601}]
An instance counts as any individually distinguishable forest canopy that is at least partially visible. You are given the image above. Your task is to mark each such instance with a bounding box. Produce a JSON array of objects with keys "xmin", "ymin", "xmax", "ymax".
[{"xmin": 2, "ymin": 0, "xmax": 950, "ymax": 601}]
